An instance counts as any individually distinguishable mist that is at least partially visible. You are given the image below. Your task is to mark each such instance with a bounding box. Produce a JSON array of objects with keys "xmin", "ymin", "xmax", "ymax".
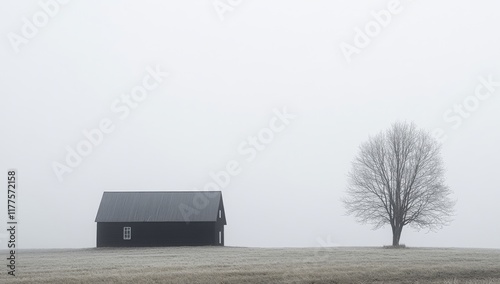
[{"xmin": 1, "ymin": 0, "xmax": 499, "ymax": 249}]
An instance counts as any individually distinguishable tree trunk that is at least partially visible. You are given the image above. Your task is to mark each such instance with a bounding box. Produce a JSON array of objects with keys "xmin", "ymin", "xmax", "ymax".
[{"xmin": 392, "ymin": 226, "xmax": 403, "ymax": 246}]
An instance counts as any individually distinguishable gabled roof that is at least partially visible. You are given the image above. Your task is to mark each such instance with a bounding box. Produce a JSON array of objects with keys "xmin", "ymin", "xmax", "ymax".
[{"xmin": 95, "ymin": 191, "xmax": 225, "ymax": 223}]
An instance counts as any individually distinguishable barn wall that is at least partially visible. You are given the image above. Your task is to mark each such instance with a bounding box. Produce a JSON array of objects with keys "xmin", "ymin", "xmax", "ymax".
[
  {"xmin": 214, "ymin": 199, "xmax": 225, "ymax": 246},
  {"xmin": 214, "ymin": 220, "xmax": 225, "ymax": 246},
  {"xmin": 97, "ymin": 222, "xmax": 220, "ymax": 247}
]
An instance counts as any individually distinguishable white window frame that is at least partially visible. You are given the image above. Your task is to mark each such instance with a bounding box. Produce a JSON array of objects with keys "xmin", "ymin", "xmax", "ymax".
[
  {"xmin": 219, "ymin": 231, "xmax": 222, "ymax": 244},
  {"xmin": 123, "ymin": 227, "xmax": 131, "ymax": 240},
  {"xmin": 219, "ymin": 210, "xmax": 221, "ymax": 218}
]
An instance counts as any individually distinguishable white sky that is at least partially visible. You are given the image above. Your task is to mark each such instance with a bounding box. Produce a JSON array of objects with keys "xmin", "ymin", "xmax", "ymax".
[{"xmin": 1, "ymin": 0, "xmax": 499, "ymax": 249}]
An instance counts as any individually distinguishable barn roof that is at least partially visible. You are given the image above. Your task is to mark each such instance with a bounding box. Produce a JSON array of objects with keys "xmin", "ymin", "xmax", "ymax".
[{"xmin": 95, "ymin": 191, "xmax": 225, "ymax": 223}]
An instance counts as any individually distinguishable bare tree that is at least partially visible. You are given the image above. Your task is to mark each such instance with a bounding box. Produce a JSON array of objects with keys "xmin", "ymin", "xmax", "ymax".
[{"xmin": 344, "ymin": 122, "xmax": 455, "ymax": 246}]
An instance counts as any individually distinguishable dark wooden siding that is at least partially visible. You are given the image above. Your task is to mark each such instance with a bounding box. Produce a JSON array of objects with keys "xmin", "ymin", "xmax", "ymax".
[
  {"xmin": 97, "ymin": 222, "xmax": 224, "ymax": 247},
  {"xmin": 215, "ymin": 222, "xmax": 224, "ymax": 246}
]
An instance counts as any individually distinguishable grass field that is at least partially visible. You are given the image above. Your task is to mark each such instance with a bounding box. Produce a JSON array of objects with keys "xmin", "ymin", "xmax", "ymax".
[{"xmin": 1, "ymin": 246, "xmax": 499, "ymax": 283}]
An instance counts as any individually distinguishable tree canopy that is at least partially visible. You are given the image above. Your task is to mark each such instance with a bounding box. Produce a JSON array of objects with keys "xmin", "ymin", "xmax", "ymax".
[{"xmin": 344, "ymin": 122, "xmax": 455, "ymax": 246}]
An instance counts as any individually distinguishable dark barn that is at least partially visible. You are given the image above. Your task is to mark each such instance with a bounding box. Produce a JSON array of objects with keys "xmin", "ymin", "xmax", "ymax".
[{"xmin": 95, "ymin": 191, "xmax": 226, "ymax": 247}]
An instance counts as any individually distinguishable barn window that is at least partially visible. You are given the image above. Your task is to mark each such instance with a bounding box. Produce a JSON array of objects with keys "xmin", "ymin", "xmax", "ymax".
[
  {"xmin": 123, "ymin": 227, "xmax": 131, "ymax": 240},
  {"xmin": 219, "ymin": 231, "xmax": 222, "ymax": 244},
  {"xmin": 219, "ymin": 210, "xmax": 221, "ymax": 218}
]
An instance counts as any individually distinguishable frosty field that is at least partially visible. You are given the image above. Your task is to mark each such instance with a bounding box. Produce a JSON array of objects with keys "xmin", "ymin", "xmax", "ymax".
[{"xmin": 2, "ymin": 246, "xmax": 500, "ymax": 283}]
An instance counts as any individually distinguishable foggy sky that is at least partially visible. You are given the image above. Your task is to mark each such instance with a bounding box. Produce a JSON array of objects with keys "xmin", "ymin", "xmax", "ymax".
[{"xmin": 1, "ymin": 0, "xmax": 499, "ymax": 249}]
